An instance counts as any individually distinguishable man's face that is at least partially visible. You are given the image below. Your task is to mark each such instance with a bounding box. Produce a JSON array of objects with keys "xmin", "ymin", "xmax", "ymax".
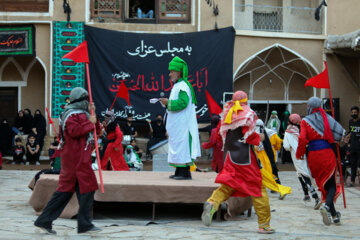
[
  {"xmin": 169, "ymin": 70, "xmax": 181, "ymax": 83},
  {"xmin": 156, "ymin": 116, "xmax": 162, "ymax": 122},
  {"xmin": 127, "ymin": 117, "xmax": 133, "ymax": 122},
  {"xmin": 351, "ymin": 109, "xmax": 358, "ymax": 116},
  {"xmin": 29, "ymin": 137, "xmax": 35, "ymax": 144},
  {"xmin": 271, "ymin": 114, "xmax": 276, "ymax": 118}
]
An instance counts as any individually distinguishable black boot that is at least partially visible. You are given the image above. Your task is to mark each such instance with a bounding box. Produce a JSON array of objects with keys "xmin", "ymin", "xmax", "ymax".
[
  {"xmin": 174, "ymin": 166, "xmax": 192, "ymax": 180},
  {"xmin": 169, "ymin": 167, "xmax": 179, "ymax": 179}
]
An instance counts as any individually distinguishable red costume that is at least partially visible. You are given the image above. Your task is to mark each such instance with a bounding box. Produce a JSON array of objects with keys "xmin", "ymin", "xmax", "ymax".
[
  {"xmin": 57, "ymin": 113, "xmax": 101, "ymax": 194},
  {"xmin": 101, "ymin": 125, "xmax": 129, "ymax": 171},
  {"xmin": 215, "ymin": 126, "xmax": 262, "ymax": 197},
  {"xmin": 202, "ymin": 123, "xmax": 224, "ymax": 172},
  {"xmin": 215, "ymin": 91, "xmax": 262, "ymax": 198},
  {"xmin": 296, "ymin": 120, "xmax": 341, "ymax": 203}
]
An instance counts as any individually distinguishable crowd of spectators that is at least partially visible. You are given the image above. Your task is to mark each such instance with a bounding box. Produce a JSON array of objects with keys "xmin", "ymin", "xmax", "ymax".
[{"xmin": 0, "ymin": 108, "xmax": 47, "ymax": 165}]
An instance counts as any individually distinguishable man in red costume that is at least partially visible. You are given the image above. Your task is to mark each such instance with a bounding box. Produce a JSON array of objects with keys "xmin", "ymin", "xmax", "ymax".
[
  {"xmin": 202, "ymin": 114, "xmax": 224, "ymax": 173},
  {"xmin": 34, "ymin": 87, "xmax": 102, "ymax": 234},
  {"xmin": 201, "ymin": 91, "xmax": 275, "ymax": 234},
  {"xmin": 296, "ymin": 97, "xmax": 345, "ymax": 225},
  {"xmin": 101, "ymin": 111, "xmax": 129, "ymax": 171}
]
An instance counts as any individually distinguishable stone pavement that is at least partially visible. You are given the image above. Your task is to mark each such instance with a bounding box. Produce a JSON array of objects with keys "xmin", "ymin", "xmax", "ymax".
[{"xmin": 0, "ymin": 170, "xmax": 360, "ymax": 240}]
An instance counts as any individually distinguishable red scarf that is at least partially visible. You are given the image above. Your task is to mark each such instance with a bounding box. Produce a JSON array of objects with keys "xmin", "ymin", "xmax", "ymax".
[{"xmin": 312, "ymin": 107, "xmax": 334, "ymax": 143}]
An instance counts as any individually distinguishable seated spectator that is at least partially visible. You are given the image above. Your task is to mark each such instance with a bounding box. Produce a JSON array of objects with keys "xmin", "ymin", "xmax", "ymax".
[
  {"xmin": 13, "ymin": 137, "xmax": 25, "ymax": 165},
  {"xmin": 0, "ymin": 119, "xmax": 14, "ymax": 156},
  {"xmin": 23, "ymin": 108, "xmax": 34, "ymax": 135},
  {"xmin": 13, "ymin": 110, "xmax": 25, "ymax": 135},
  {"xmin": 131, "ymin": 0, "xmax": 154, "ymax": 19},
  {"xmin": 32, "ymin": 109, "xmax": 47, "ymax": 153},
  {"xmin": 130, "ymin": 138, "xmax": 143, "ymax": 159},
  {"xmin": 26, "ymin": 134, "xmax": 40, "ymax": 166},
  {"xmin": 124, "ymin": 145, "xmax": 143, "ymax": 171},
  {"xmin": 146, "ymin": 114, "xmax": 167, "ymax": 158},
  {"xmin": 121, "ymin": 113, "xmax": 138, "ymax": 144},
  {"xmin": 48, "ymin": 136, "xmax": 61, "ymax": 169}
]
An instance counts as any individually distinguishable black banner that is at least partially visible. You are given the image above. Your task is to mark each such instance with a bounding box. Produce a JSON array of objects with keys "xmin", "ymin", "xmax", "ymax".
[
  {"xmin": 85, "ymin": 25, "xmax": 234, "ymax": 122},
  {"xmin": 0, "ymin": 25, "xmax": 35, "ymax": 56}
]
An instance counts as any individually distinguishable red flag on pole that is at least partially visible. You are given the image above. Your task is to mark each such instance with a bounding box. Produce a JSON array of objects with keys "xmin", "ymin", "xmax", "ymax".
[
  {"xmin": 63, "ymin": 41, "xmax": 89, "ymax": 63},
  {"xmin": 304, "ymin": 61, "xmax": 330, "ymax": 89},
  {"xmin": 116, "ymin": 81, "xmax": 131, "ymax": 106},
  {"xmin": 205, "ymin": 90, "xmax": 222, "ymax": 116},
  {"xmin": 62, "ymin": 41, "xmax": 105, "ymax": 193}
]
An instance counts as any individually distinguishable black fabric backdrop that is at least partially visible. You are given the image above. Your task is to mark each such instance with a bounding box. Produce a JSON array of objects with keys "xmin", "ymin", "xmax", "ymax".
[{"xmin": 84, "ymin": 25, "xmax": 234, "ymax": 123}]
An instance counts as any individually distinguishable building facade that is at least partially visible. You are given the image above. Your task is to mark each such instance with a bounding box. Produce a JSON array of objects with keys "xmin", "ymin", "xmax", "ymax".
[{"xmin": 0, "ymin": 0, "xmax": 359, "ymax": 129}]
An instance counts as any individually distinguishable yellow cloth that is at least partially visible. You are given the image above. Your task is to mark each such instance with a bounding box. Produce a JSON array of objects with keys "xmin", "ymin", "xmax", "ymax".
[
  {"xmin": 207, "ymin": 184, "xmax": 271, "ymax": 227},
  {"xmin": 269, "ymin": 133, "xmax": 282, "ymax": 163},
  {"xmin": 190, "ymin": 162, "xmax": 197, "ymax": 172},
  {"xmin": 260, "ymin": 168, "xmax": 292, "ymax": 197},
  {"xmin": 254, "ymin": 135, "xmax": 291, "ymax": 197},
  {"xmin": 224, "ymin": 98, "xmax": 247, "ymax": 124}
]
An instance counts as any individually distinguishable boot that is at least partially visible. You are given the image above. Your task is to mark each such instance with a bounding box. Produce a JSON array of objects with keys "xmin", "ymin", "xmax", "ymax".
[
  {"xmin": 174, "ymin": 166, "xmax": 192, "ymax": 180},
  {"xmin": 169, "ymin": 167, "xmax": 179, "ymax": 179}
]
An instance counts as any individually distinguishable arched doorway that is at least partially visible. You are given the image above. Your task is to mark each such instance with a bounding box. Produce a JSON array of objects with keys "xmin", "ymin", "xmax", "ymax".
[
  {"xmin": 233, "ymin": 44, "xmax": 318, "ymax": 122},
  {"xmin": 0, "ymin": 56, "xmax": 46, "ymax": 125}
]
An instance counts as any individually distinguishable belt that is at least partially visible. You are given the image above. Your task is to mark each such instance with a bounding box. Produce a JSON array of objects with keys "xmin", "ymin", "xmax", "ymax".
[{"xmin": 308, "ymin": 139, "xmax": 331, "ymax": 151}]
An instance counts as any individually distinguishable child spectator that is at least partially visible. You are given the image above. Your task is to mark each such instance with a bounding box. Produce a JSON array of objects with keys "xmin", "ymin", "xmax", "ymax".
[
  {"xmin": 124, "ymin": 145, "xmax": 143, "ymax": 171},
  {"xmin": 130, "ymin": 138, "xmax": 143, "ymax": 159},
  {"xmin": 26, "ymin": 134, "xmax": 40, "ymax": 166},
  {"xmin": 13, "ymin": 137, "xmax": 25, "ymax": 165},
  {"xmin": 48, "ymin": 136, "xmax": 61, "ymax": 169}
]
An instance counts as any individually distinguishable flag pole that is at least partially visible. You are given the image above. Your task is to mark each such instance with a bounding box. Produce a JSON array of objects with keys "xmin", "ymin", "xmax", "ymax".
[
  {"xmin": 327, "ymin": 88, "xmax": 346, "ymax": 208},
  {"xmin": 109, "ymin": 95, "xmax": 118, "ymax": 111},
  {"xmin": 45, "ymin": 107, "xmax": 60, "ymax": 142},
  {"xmin": 86, "ymin": 63, "xmax": 105, "ymax": 193}
]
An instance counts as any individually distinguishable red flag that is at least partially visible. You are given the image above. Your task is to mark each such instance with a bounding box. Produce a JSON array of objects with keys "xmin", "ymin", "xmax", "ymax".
[
  {"xmin": 62, "ymin": 41, "xmax": 89, "ymax": 63},
  {"xmin": 116, "ymin": 81, "xmax": 131, "ymax": 106},
  {"xmin": 205, "ymin": 90, "xmax": 222, "ymax": 116},
  {"xmin": 304, "ymin": 61, "xmax": 330, "ymax": 89}
]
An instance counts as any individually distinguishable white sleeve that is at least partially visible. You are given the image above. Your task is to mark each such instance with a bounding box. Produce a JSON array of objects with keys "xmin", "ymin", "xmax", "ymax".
[{"xmin": 283, "ymin": 133, "xmax": 291, "ymax": 151}]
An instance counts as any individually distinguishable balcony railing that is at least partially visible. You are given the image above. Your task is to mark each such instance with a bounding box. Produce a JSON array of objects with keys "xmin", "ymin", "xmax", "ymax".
[
  {"xmin": 91, "ymin": 0, "xmax": 121, "ymax": 18},
  {"xmin": 234, "ymin": 4, "xmax": 324, "ymax": 34}
]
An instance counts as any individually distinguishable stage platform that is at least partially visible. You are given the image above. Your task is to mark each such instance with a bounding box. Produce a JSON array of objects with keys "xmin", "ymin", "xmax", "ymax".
[{"xmin": 29, "ymin": 171, "xmax": 252, "ymax": 220}]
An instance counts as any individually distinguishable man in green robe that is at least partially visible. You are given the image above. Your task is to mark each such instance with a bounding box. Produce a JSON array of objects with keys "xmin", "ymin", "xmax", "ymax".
[{"xmin": 159, "ymin": 56, "xmax": 201, "ymax": 180}]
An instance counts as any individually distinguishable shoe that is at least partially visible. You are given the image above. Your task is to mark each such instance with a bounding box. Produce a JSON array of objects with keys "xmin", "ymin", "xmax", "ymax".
[
  {"xmin": 258, "ymin": 226, "xmax": 275, "ymax": 234},
  {"xmin": 270, "ymin": 190, "xmax": 277, "ymax": 194},
  {"xmin": 34, "ymin": 223, "xmax": 56, "ymax": 235},
  {"xmin": 169, "ymin": 167, "xmax": 179, "ymax": 179},
  {"xmin": 278, "ymin": 193, "xmax": 287, "ymax": 200},
  {"xmin": 201, "ymin": 202, "xmax": 216, "ymax": 226},
  {"xmin": 25, "ymin": 162, "xmax": 29, "ymax": 166},
  {"xmin": 303, "ymin": 196, "xmax": 311, "ymax": 202},
  {"xmin": 346, "ymin": 183, "xmax": 354, "ymax": 188},
  {"xmin": 36, "ymin": 161, "xmax": 40, "ymax": 166},
  {"xmin": 78, "ymin": 226, "xmax": 101, "ymax": 234},
  {"xmin": 319, "ymin": 205, "xmax": 332, "ymax": 225},
  {"xmin": 314, "ymin": 199, "xmax": 322, "ymax": 210},
  {"xmin": 333, "ymin": 211, "xmax": 341, "ymax": 225},
  {"xmin": 173, "ymin": 175, "xmax": 192, "ymax": 180}
]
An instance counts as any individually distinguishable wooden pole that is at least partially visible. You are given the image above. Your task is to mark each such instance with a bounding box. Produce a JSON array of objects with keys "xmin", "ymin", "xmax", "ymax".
[
  {"xmin": 86, "ymin": 63, "xmax": 105, "ymax": 193},
  {"xmin": 327, "ymin": 88, "xmax": 346, "ymax": 208}
]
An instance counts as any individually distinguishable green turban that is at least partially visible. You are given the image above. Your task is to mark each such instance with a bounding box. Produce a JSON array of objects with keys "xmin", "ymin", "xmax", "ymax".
[{"xmin": 168, "ymin": 56, "xmax": 197, "ymax": 105}]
